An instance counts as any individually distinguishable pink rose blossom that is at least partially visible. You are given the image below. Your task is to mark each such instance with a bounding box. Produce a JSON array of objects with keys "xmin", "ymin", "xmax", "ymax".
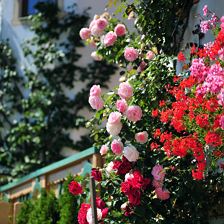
[
  {"xmin": 118, "ymin": 82, "xmax": 133, "ymax": 100},
  {"xmin": 90, "ymin": 85, "xmax": 101, "ymax": 97},
  {"xmin": 125, "ymin": 105, "xmax": 142, "ymax": 122},
  {"xmin": 203, "ymin": 5, "xmax": 208, "ymax": 16},
  {"xmin": 114, "ymin": 24, "xmax": 126, "ymax": 36},
  {"xmin": 103, "ymin": 31, "xmax": 117, "ymax": 47},
  {"xmin": 221, "ymin": 16, "xmax": 224, "ymax": 23},
  {"xmin": 88, "ymin": 96, "xmax": 104, "ymax": 110},
  {"xmin": 96, "ymin": 18, "xmax": 108, "ymax": 30},
  {"xmin": 123, "ymin": 145, "xmax": 139, "ymax": 162},
  {"xmin": 91, "ymin": 51, "xmax": 103, "ymax": 61},
  {"xmin": 106, "ymin": 122, "xmax": 122, "ymax": 136},
  {"xmin": 100, "ymin": 145, "xmax": 109, "ymax": 155},
  {"xmin": 111, "ymin": 139, "xmax": 123, "ymax": 155},
  {"xmin": 135, "ymin": 131, "xmax": 148, "ymax": 144},
  {"xmin": 86, "ymin": 208, "xmax": 102, "ymax": 223},
  {"xmin": 89, "ymin": 18, "xmax": 96, "ymax": 29},
  {"xmin": 79, "ymin": 28, "xmax": 91, "ymax": 40},
  {"xmin": 91, "ymin": 25, "xmax": 103, "ymax": 36},
  {"xmin": 151, "ymin": 164, "xmax": 165, "ymax": 182},
  {"xmin": 146, "ymin": 51, "xmax": 155, "ymax": 60},
  {"xmin": 116, "ymin": 99, "xmax": 128, "ymax": 113},
  {"xmin": 155, "ymin": 187, "xmax": 170, "ymax": 200},
  {"xmin": 124, "ymin": 47, "xmax": 139, "ymax": 62},
  {"xmin": 108, "ymin": 112, "xmax": 122, "ymax": 124}
]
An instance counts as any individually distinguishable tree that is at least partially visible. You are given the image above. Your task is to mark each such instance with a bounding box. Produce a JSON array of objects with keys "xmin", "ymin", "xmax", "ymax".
[{"xmin": 0, "ymin": 1, "xmax": 116, "ymax": 182}]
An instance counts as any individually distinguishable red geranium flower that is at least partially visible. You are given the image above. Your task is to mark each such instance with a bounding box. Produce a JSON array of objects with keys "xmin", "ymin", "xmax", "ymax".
[{"xmin": 177, "ymin": 51, "xmax": 186, "ymax": 62}]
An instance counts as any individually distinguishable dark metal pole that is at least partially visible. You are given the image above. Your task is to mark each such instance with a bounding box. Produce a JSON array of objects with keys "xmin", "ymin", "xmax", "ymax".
[{"xmin": 90, "ymin": 176, "xmax": 98, "ymax": 224}]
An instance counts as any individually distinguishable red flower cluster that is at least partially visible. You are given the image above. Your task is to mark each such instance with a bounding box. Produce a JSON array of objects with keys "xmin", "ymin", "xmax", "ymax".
[
  {"xmin": 113, "ymin": 156, "xmax": 132, "ymax": 175},
  {"xmin": 121, "ymin": 170, "xmax": 150, "ymax": 206},
  {"xmin": 151, "ymin": 27, "xmax": 224, "ymax": 180},
  {"xmin": 78, "ymin": 198, "xmax": 108, "ymax": 224},
  {"xmin": 68, "ymin": 180, "xmax": 83, "ymax": 195},
  {"xmin": 91, "ymin": 168, "xmax": 102, "ymax": 182}
]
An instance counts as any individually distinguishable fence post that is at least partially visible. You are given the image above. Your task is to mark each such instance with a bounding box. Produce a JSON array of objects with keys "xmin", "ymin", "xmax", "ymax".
[{"xmin": 90, "ymin": 176, "xmax": 98, "ymax": 224}]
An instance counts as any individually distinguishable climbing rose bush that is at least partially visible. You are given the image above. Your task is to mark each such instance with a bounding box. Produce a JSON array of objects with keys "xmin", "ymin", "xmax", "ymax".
[{"xmin": 78, "ymin": 5, "xmax": 224, "ymax": 224}]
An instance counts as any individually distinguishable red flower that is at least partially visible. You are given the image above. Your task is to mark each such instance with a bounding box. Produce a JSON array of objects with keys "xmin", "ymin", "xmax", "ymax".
[
  {"xmin": 114, "ymin": 156, "xmax": 132, "ymax": 175},
  {"xmin": 68, "ymin": 180, "xmax": 83, "ymax": 196},
  {"xmin": 96, "ymin": 197, "xmax": 106, "ymax": 209},
  {"xmin": 78, "ymin": 203, "xmax": 90, "ymax": 224},
  {"xmin": 151, "ymin": 109, "xmax": 159, "ymax": 117},
  {"xmin": 195, "ymin": 114, "xmax": 209, "ymax": 128},
  {"xmin": 91, "ymin": 168, "xmax": 102, "ymax": 182},
  {"xmin": 177, "ymin": 51, "xmax": 186, "ymax": 62},
  {"xmin": 150, "ymin": 142, "xmax": 160, "ymax": 150},
  {"xmin": 205, "ymin": 132, "xmax": 222, "ymax": 147}
]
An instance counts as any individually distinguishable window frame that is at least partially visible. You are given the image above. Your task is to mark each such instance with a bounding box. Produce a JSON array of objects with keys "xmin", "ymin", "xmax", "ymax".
[{"xmin": 12, "ymin": 0, "xmax": 64, "ymax": 26}]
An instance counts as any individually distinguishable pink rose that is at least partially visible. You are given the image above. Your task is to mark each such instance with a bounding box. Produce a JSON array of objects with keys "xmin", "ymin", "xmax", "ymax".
[
  {"xmin": 125, "ymin": 105, "xmax": 142, "ymax": 122},
  {"xmin": 114, "ymin": 24, "xmax": 126, "ymax": 36},
  {"xmin": 91, "ymin": 25, "xmax": 103, "ymax": 36},
  {"xmin": 155, "ymin": 187, "xmax": 170, "ymax": 200},
  {"xmin": 88, "ymin": 96, "xmax": 104, "ymax": 110},
  {"xmin": 135, "ymin": 131, "xmax": 148, "ymax": 144},
  {"xmin": 111, "ymin": 139, "xmax": 123, "ymax": 155},
  {"xmin": 108, "ymin": 112, "xmax": 122, "ymax": 124},
  {"xmin": 151, "ymin": 164, "xmax": 165, "ymax": 182},
  {"xmin": 124, "ymin": 47, "xmax": 138, "ymax": 62},
  {"xmin": 106, "ymin": 122, "xmax": 122, "ymax": 136},
  {"xmin": 79, "ymin": 28, "xmax": 91, "ymax": 40},
  {"xmin": 90, "ymin": 85, "xmax": 101, "ymax": 97},
  {"xmin": 118, "ymin": 82, "xmax": 133, "ymax": 100},
  {"xmin": 220, "ymin": 115, "xmax": 224, "ymax": 129},
  {"xmin": 146, "ymin": 50, "xmax": 155, "ymax": 60},
  {"xmin": 96, "ymin": 18, "xmax": 108, "ymax": 30},
  {"xmin": 221, "ymin": 16, "xmax": 224, "ymax": 23},
  {"xmin": 123, "ymin": 145, "xmax": 139, "ymax": 162},
  {"xmin": 116, "ymin": 99, "xmax": 128, "ymax": 113},
  {"xmin": 91, "ymin": 51, "xmax": 103, "ymax": 61},
  {"xmin": 89, "ymin": 19, "xmax": 96, "ymax": 29},
  {"xmin": 103, "ymin": 31, "xmax": 117, "ymax": 47},
  {"xmin": 100, "ymin": 145, "xmax": 108, "ymax": 155}
]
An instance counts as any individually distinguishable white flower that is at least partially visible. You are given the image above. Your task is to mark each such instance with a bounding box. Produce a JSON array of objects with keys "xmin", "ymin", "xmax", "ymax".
[
  {"xmin": 86, "ymin": 208, "xmax": 102, "ymax": 224},
  {"xmin": 123, "ymin": 145, "xmax": 139, "ymax": 162},
  {"xmin": 106, "ymin": 122, "xmax": 122, "ymax": 136},
  {"xmin": 125, "ymin": 173, "xmax": 134, "ymax": 181}
]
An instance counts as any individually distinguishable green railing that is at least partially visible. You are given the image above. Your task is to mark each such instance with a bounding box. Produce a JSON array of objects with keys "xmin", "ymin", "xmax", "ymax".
[{"xmin": 0, "ymin": 147, "xmax": 97, "ymax": 192}]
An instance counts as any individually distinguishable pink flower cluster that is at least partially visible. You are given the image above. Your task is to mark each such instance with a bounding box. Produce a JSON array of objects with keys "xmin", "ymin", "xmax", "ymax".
[
  {"xmin": 151, "ymin": 165, "xmax": 170, "ymax": 200},
  {"xmin": 88, "ymin": 85, "xmax": 104, "ymax": 110}
]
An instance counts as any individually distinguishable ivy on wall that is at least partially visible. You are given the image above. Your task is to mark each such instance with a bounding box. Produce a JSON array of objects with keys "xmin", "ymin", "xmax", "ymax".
[{"xmin": 0, "ymin": 2, "xmax": 116, "ymax": 183}]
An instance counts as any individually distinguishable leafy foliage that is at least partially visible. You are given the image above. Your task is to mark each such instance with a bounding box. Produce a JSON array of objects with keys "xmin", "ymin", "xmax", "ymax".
[
  {"xmin": 0, "ymin": 2, "xmax": 116, "ymax": 183},
  {"xmin": 17, "ymin": 190, "xmax": 59, "ymax": 224},
  {"xmin": 57, "ymin": 174, "xmax": 89, "ymax": 224}
]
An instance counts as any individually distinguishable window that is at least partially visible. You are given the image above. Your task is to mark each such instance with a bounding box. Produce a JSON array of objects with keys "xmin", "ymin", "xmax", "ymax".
[
  {"xmin": 12, "ymin": 0, "xmax": 63, "ymax": 25},
  {"xmin": 20, "ymin": 0, "xmax": 57, "ymax": 17}
]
